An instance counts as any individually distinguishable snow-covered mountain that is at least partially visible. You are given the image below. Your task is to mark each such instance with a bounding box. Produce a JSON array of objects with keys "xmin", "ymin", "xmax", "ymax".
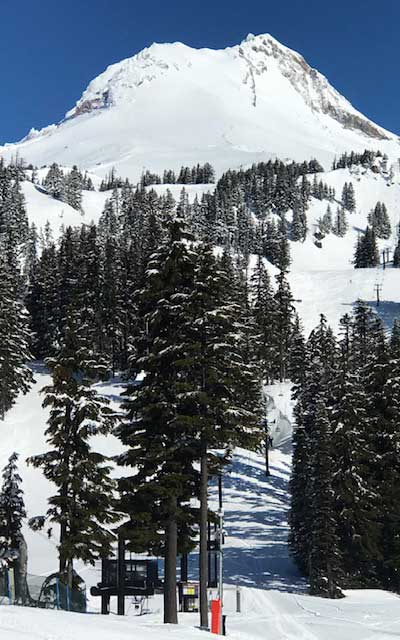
[{"xmin": 2, "ymin": 34, "xmax": 399, "ymax": 179}]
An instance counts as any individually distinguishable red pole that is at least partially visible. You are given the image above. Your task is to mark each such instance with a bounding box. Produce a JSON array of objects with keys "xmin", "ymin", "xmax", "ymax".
[{"xmin": 211, "ymin": 599, "xmax": 221, "ymax": 634}]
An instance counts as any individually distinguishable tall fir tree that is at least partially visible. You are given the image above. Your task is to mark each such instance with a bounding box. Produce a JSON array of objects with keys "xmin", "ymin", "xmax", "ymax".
[
  {"xmin": 117, "ymin": 216, "xmax": 199, "ymax": 624},
  {"xmin": 0, "ymin": 257, "xmax": 33, "ymax": 419},
  {"xmin": 28, "ymin": 314, "xmax": 117, "ymax": 588},
  {"xmin": 309, "ymin": 400, "xmax": 343, "ymax": 598}
]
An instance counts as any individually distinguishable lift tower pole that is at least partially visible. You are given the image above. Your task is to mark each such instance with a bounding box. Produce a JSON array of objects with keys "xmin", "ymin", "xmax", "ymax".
[{"xmin": 374, "ymin": 284, "xmax": 382, "ymax": 307}]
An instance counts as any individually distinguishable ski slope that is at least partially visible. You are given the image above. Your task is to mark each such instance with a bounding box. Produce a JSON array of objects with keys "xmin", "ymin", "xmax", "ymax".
[
  {"xmin": 3, "ymin": 587, "xmax": 400, "ymax": 640},
  {"xmin": 3, "ymin": 370, "xmax": 400, "ymax": 638}
]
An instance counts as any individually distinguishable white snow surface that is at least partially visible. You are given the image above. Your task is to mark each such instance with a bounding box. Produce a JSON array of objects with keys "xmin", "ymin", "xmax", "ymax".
[
  {"xmin": 2, "ymin": 368, "xmax": 400, "ymax": 638},
  {"xmin": 3, "ymin": 588, "xmax": 400, "ymax": 640},
  {"xmin": 21, "ymin": 182, "xmax": 109, "ymax": 235},
  {"xmin": 2, "ymin": 34, "xmax": 400, "ymax": 181}
]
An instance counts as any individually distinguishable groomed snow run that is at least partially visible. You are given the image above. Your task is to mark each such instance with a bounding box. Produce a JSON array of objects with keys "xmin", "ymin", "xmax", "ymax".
[{"xmin": 2, "ymin": 585, "xmax": 400, "ymax": 639}]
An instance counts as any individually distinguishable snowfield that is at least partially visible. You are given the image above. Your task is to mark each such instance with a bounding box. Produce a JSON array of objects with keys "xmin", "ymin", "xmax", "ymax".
[{"xmin": 2, "ymin": 570, "xmax": 400, "ymax": 639}]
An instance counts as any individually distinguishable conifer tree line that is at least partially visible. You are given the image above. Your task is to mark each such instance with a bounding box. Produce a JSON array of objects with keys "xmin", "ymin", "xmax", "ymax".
[
  {"xmin": 289, "ymin": 304, "xmax": 400, "ymax": 597},
  {"xmin": 0, "ymin": 159, "xmax": 33, "ymax": 418},
  {"xmin": 332, "ymin": 149, "xmax": 385, "ymax": 171},
  {"xmin": 0, "ymin": 149, "xmax": 306, "ymax": 621},
  {"xmin": 0, "ymin": 153, "xmax": 306, "ymax": 414},
  {"xmin": 3, "ymin": 153, "xmax": 375, "ymax": 283},
  {"xmin": 140, "ymin": 162, "xmax": 216, "ymax": 187},
  {"xmin": 0, "ymin": 148, "xmax": 392, "ymax": 422},
  {"xmin": 24, "ymin": 215, "xmax": 303, "ymax": 623},
  {"xmin": 25, "ymin": 198, "xmax": 302, "ymax": 385},
  {"xmin": 41, "ymin": 163, "xmax": 94, "ymax": 210}
]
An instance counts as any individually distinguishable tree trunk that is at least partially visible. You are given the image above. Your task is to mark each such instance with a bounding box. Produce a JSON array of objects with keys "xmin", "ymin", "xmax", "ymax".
[
  {"xmin": 15, "ymin": 534, "xmax": 29, "ymax": 605},
  {"xmin": 199, "ymin": 441, "xmax": 209, "ymax": 629},
  {"xmin": 59, "ymin": 403, "xmax": 72, "ymax": 576},
  {"xmin": 164, "ymin": 500, "xmax": 178, "ymax": 624},
  {"xmin": 59, "ymin": 494, "xmax": 68, "ymax": 575},
  {"xmin": 67, "ymin": 559, "xmax": 73, "ymax": 591}
]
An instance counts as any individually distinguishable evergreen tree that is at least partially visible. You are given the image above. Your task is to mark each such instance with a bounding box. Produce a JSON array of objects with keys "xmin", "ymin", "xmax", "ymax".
[
  {"xmin": 185, "ymin": 245, "xmax": 262, "ymax": 627},
  {"xmin": 250, "ymin": 256, "xmax": 278, "ymax": 383},
  {"xmin": 289, "ymin": 315, "xmax": 338, "ymax": 581},
  {"xmin": 342, "ymin": 182, "xmax": 356, "ymax": 212},
  {"xmin": 393, "ymin": 236, "xmax": 400, "ymax": 267},
  {"xmin": 287, "ymin": 314, "xmax": 306, "ymax": 386},
  {"xmin": 332, "ymin": 207, "xmax": 348, "ymax": 237},
  {"xmin": 273, "ymin": 268, "xmax": 295, "ymax": 381},
  {"xmin": 0, "ymin": 453, "xmax": 26, "ymax": 564},
  {"xmin": 43, "ymin": 163, "xmax": 64, "ymax": 199},
  {"xmin": 28, "ymin": 315, "xmax": 117, "ymax": 588},
  {"xmin": 291, "ymin": 206, "xmax": 307, "ymax": 241},
  {"xmin": 117, "ymin": 217, "xmax": 199, "ymax": 624},
  {"xmin": 368, "ymin": 202, "xmax": 391, "ymax": 239},
  {"xmin": 0, "ymin": 258, "xmax": 33, "ymax": 419},
  {"xmin": 363, "ymin": 317, "xmax": 400, "ymax": 587},
  {"xmin": 0, "ymin": 453, "xmax": 29, "ymax": 602},
  {"xmin": 330, "ymin": 313, "xmax": 380, "ymax": 585},
  {"xmin": 63, "ymin": 166, "xmax": 83, "ymax": 211},
  {"xmin": 354, "ymin": 227, "xmax": 379, "ymax": 268},
  {"xmin": 309, "ymin": 400, "xmax": 343, "ymax": 598},
  {"xmin": 383, "ymin": 320, "xmax": 400, "ymax": 589},
  {"xmin": 318, "ymin": 204, "xmax": 332, "ymax": 234},
  {"xmin": 27, "ymin": 243, "xmax": 59, "ymax": 358}
]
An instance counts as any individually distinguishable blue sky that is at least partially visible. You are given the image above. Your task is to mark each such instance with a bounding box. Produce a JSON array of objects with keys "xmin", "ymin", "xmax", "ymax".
[{"xmin": 1, "ymin": 0, "xmax": 399, "ymax": 144}]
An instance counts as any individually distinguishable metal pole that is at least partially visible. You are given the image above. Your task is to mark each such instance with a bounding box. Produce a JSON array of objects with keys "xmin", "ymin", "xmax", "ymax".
[
  {"xmin": 374, "ymin": 284, "xmax": 381, "ymax": 307},
  {"xmin": 218, "ymin": 508, "xmax": 224, "ymax": 634},
  {"xmin": 236, "ymin": 584, "xmax": 241, "ymax": 613},
  {"xmin": 218, "ymin": 473, "xmax": 223, "ymax": 511},
  {"xmin": 207, "ymin": 521, "xmax": 211, "ymax": 587},
  {"xmin": 265, "ymin": 418, "xmax": 270, "ymax": 476},
  {"xmin": 117, "ymin": 534, "xmax": 125, "ymax": 616}
]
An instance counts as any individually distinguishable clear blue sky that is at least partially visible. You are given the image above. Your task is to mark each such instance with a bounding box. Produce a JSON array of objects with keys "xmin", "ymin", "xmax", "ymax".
[{"xmin": 1, "ymin": 0, "xmax": 399, "ymax": 144}]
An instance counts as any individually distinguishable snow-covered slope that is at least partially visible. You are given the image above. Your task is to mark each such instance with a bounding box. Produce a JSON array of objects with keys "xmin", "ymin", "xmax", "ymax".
[
  {"xmin": 285, "ymin": 165, "xmax": 400, "ymax": 334},
  {"xmin": 21, "ymin": 182, "xmax": 110, "ymax": 235},
  {"xmin": 1, "ymin": 34, "xmax": 399, "ymax": 180},
  {"xmin": 4, "ymin": 588, "xmax": 400, "ymax": 640},
  {"xmin": 20, "ymin": 161, "xmax": 400, "ymax": 334},
  {"xmin": 3, "ymin": 374, "xmax": 400, "ymax": 639}
]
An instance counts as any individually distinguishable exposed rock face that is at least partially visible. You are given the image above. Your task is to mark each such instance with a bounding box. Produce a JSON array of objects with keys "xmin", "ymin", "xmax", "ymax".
[{"xmin": 238, "ymin": 34, "xmax": 389, "ymax": 140}]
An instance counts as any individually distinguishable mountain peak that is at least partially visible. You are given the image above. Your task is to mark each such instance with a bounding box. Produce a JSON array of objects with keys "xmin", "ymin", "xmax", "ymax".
[
  {"xmin": 65, "ymin": 34, "xmax": 389, "ymax": 144},
  {"xmin": 2, "ymin": 34, "xmax": 398, "ymax": 178}
]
